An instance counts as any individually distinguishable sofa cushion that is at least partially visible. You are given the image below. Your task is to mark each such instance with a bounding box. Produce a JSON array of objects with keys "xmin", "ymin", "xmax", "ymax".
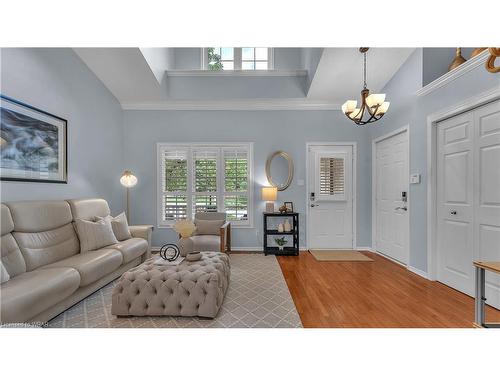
[
  {"xmin": 1, "ymin": 233, "xmax": 27, "ymax": 277},
  {"xmin": 1, "ymin": 260, "xmax": 10, "ymax": 283},
  {"xmin": 0, "ymin": 267, "xmax": 80, "ymax": 323},
  {"xmin": 104, "ymin": 238, "xmax": 147, "ymax": 264},
  {"xmin": 1, "ymin": 204, "xmax": 14, "ymax": 236},
  {"xmin": 67, "ymin": 198, "xmax": 110, "ymax": 221},
  {"xmin": 13, "ymin": 223, "xmax": 80, "ymax": 271},
  {"xmin": 191, "ymin": 235, "xmax": 221, "ymax": 252},
  {"xmin": 194, "ymin": 219, "xmax": 224, "ymax": 235},
  {"xmin": 41, "ymin": 249, "xmax": 123, "ymax": 287},
  {"xmin": 6, "ymin": 200, "xmax": 73, "ymax": 232},
  {"xmin": 74, "ymin": 217, "xmax": 118, "ymax": 252},
  {"xmin": 97, "ymin": 212, "xmax": 132, "ymax": 241}
]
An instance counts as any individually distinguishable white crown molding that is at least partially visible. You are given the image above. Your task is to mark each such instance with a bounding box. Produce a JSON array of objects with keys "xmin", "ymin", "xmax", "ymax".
[
  {"xmin": 166, "ymin": 69, "xmax": 307, "ymax": 77},
  {"xmin": 121, "ymin": 99, "xmax": 340, "ymax": 111},
  {"xmin": 416, "ymin": 50, "xmax": 490, "ymax": 97}
]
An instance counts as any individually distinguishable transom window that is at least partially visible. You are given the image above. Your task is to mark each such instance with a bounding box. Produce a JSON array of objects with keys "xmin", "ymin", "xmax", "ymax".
[
  {"xmin": 158, "ymin": 143, "xmax": 253, "ymax": 227},
  {"xmin": 205, "ymin": 48, "xmax": 272, "ymax": 70}
]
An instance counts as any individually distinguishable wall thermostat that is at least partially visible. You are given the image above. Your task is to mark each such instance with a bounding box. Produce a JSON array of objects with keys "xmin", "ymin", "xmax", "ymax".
[{"xmin": 410, "ymin": 173, "xmax": 421, "ymax": 184}]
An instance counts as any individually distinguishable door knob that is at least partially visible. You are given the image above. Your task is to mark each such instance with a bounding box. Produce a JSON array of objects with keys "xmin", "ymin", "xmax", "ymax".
[
  {"xmin": 450, "ymin": 210, "xmax": 457, "ymax": 215},
  {"xmin": 310, "ymin": 204, "xmax": 318, "ymax": 208}
]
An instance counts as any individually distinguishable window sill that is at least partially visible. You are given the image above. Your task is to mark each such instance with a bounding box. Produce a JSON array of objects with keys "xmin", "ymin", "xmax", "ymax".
[
  {"xmin": 157, "ymin": 223, "xmax": 254, "ymax": 229},
  {"xmin": 166, "ymin": 69, "xmax": 307, "ymax": 77}
]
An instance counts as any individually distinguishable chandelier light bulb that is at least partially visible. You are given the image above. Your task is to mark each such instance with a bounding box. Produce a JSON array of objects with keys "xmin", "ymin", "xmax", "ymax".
[
  {"xmin": 376, "ymin": 101, "xmax": 390, "ymax": 115},
  {"xmin": 342, "ymin": 100, "xmax": 357, "ymax": 114},
  {"xmin": 366, "ymin": 93, "xmax": 386, "ymax": 108}
]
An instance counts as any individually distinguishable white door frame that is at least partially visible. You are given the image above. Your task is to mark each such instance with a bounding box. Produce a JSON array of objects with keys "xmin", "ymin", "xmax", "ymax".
[
  {"xmin": 371, "ymin": 125, "xmax": 410, "ymax": 265},
  {"xmin": 427, "ymin": 88, "xmax": 500, "ymax": 280},
  {"xmin": 306, "ymin": 142, "xmax": 357, "ymax": 250}
]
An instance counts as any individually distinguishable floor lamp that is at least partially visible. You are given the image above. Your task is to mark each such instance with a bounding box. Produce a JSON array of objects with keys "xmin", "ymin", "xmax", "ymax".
[{"xmin": 120, "ymin": 170, "xmax": 138, "ymax": 222}]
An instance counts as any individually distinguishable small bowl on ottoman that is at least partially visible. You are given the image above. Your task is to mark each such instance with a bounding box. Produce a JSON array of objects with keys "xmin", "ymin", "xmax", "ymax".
[{"xmin": 186, "ymin": 251, "xmax": 202, "ymax": 262}]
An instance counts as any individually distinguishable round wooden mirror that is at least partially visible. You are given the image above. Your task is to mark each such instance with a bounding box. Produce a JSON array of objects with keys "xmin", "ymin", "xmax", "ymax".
[{"xmin": 265, "ymin": 151, "xmax": 294, "ymax": 191}]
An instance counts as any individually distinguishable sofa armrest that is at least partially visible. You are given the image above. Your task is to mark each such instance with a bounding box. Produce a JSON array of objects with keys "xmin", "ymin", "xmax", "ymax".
[
  {"xmin": 129, "ymin": 225, "xmax": 154, "ymax": 260},
  {"xmin": 219, "ymin": 222, "xmax": 231, "ymax": 252}
]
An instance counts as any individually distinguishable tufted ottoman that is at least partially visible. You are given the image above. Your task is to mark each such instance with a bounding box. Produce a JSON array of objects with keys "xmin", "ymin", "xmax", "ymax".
[{"xmin": 111, "ymin": 252, "xmax": 230, "ymax": 318}]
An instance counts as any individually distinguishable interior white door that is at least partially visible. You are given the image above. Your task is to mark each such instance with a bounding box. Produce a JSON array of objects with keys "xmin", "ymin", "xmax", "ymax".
[
  {"xmin": 375, "ymin": 130, "xmax": 409, "ymax": 264},
  {"xmin": 474, "ymin": 100, "xmax": 500, "ymax": 308},
  {"xmin": 308, "ymin": 145, "xmax": 353, "ymax": 249},
  {"xmin": 437, "ymin": 111, "xmax": 475, "ymax": 295},
  {"xmin": 437, "ymin": 99, "xmax": 500, "ymax": 309}
]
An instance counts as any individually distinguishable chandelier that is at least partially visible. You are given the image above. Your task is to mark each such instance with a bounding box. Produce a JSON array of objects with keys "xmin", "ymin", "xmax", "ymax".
[{"xmin": 341, "ymin": 47, "xmax": 390, "ymax": 125}]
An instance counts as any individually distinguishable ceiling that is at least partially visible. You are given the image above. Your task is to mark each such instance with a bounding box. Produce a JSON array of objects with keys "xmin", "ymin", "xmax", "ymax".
[
  {"xmin": 74, "ymin": 47, "xmax": 416, "ymax": 109},
  {"xmin": 307, "ymin": 48, "xmax": 415, "ymax": 101}
]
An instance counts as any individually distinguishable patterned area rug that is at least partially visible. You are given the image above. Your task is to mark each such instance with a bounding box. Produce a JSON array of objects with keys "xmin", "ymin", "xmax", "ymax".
[{"xmin": 48, "ymin": 253, "xmax": 302, "ymax": 328}]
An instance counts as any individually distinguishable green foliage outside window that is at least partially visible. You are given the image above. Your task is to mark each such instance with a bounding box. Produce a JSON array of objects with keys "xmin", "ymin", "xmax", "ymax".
[{"xmin": 208, "ymin": 48, "xmax": 223, "ymax": 71}]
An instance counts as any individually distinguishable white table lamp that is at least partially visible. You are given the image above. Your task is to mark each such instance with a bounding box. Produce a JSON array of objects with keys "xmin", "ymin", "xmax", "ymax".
[{"xmin": 262, "ymin": 186, "xmax": 277, "ymax": 213}]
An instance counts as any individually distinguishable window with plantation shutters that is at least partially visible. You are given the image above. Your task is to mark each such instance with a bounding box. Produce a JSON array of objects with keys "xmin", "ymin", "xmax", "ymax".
[
  {"xmin": 162, "ymin": 149, "xmax": 188, "ymax": 220},
  {"xmin": 316, "ymin": 154, "xmax": 346, "ymax": 201},
  {"xmin": 157, "ymin": 143, "xmax": 253, "ymax": 227},
  {"xmin": 224, "ymin": 149, "xmax": 249, "ymax": 221}
]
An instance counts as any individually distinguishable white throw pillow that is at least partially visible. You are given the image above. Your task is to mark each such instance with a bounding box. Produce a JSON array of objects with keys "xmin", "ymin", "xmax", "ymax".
[
  {"xmin": 96, "ymin": 212, "xmax": 132, "ymax": 241},
  {"xmin": 75, "ymin": 217, "xmax": 118, "ymax": 252},
  {"xmin": 1, "ymin": 261, "xmax": 10, "ymax": 284}
]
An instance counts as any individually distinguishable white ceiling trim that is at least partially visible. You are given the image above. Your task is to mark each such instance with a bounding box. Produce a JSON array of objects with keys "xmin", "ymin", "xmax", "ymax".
[
  {"xmin": 416, "ymin": 50, "xmax": 489, "ymax": 96},
  {"xmin": 166, "ymin": 69, "xmax": 307, "ymax": 77},
  {"xmin": 121, "ymin": 99, "xmax": 340, "ymax": 111}
]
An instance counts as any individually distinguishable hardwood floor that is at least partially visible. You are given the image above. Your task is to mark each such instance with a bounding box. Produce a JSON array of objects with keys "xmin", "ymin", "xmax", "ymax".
[{"xmin": 277, "ymin": 251, "xmax": 500, "ymax": 328}]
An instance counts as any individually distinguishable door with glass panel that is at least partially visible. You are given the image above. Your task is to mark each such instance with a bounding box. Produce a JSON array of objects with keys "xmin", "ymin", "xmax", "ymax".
[{"xmin": 307, "ymin": 145, "xmax": 354, "ymax": 249}]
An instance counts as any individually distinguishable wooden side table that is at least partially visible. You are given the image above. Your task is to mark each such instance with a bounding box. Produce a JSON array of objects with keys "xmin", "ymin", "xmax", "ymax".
[{"xmin": 473, "ymin": 261, "xmax": 500, "ymax": 328}]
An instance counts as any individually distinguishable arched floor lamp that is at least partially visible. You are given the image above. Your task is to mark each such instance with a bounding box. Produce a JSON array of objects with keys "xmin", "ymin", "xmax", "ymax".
[{"xmin": 120, "ymin": 170, "xmax": 138, "ymax": 222}]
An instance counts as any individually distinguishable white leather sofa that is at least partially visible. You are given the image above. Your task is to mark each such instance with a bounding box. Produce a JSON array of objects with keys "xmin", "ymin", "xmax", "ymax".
[{"xmin": 0, "ymin": 198, "xmax": 153, "ymax": 324}]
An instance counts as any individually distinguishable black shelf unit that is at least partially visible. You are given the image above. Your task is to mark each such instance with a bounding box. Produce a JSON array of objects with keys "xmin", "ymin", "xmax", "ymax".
[{"xmin": 263, "ymin": 212, "xmax": 299, "ymax": 256}]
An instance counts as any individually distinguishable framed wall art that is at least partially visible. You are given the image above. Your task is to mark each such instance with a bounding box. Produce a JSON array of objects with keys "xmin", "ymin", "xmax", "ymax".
[{"xmin": 0, "ymin": 95, "xmax": 67, "ymax": 183}]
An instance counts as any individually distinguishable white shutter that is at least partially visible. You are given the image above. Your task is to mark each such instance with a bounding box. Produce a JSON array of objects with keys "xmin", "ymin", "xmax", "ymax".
[
  {"xmin": 315, "ymin": 153, "xmax": 346, "ymax": 201},
  {"xmin": 223, "ymin": 148, "xmax": 249, "ymax": 221},
  {"xmin": 161, "ymin": 147, "xmax": 188, "ymax": 221},
  {"xmin": 192, "ymin": 148, "xmax": 219, "ymax": 213}
]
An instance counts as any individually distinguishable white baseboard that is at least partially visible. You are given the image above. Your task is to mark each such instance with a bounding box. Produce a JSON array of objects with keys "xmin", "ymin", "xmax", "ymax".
[
  {"xmin": 231, "ymin": 247, "xmax": 263, "ymax": 252},
  {"xmin": 356, "ymin": 247, "xmax": 373, "ymax": 252},
  {"xmin": 407, "ymin": 266, "xmax": 429, "ymax": 280}
]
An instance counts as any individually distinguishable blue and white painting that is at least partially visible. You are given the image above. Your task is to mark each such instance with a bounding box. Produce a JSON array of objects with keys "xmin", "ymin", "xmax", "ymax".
[{"xmin": 0, "ymin": 96, "xmax": 67, "ymax": 182}]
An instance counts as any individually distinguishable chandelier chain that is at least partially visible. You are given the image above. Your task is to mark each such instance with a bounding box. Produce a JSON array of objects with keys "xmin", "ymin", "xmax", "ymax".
[{"xmin": 363, "ymin": 50, "xmax": 367, "ymax": 89}]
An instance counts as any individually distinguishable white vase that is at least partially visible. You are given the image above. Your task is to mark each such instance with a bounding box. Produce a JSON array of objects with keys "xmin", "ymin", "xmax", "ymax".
[
  {"xmin": 278, "ymin": 223, "xmax": 284, "ymax": 233},
  {"xmin": 283, "ymin": 219, "xmax": 291, "ymax": 232},
  {"xmin": 178, "ymin": 237, "xmax": 194, "ymax": 256}
]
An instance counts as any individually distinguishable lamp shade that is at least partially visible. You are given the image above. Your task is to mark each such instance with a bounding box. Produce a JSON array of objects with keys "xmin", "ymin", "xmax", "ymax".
[
  {"xmin": 120, "ymin": 170, "xmax": 138, "ymax": 188},
  {"xmin": 261, "ymin": 186, "xmax": 277, "ymax": 201}
]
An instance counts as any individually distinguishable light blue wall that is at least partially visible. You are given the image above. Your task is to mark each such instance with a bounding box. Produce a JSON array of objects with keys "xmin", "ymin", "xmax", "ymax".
[
  {"xmin": 422, "ymin": 47, "xmax": 475, "ymax": 86},
  {"xmin": 301, "ymin": 48, "xmax": 323, "ymax": 94},
  {"xmin": 123, "ymin": 110, "xmax": 372, "ymax": 248},
  {"xmin": 0, "ymin": 48, "xmax": 125, "ymax": 213},
  {"xmin": 368, "ymin": 48, "xmax": 500, "ymax": 272}
]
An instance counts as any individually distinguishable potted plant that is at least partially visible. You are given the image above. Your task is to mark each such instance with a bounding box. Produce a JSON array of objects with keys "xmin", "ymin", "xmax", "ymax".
[{"xmin": 274, "ymin": 236, "xmax": 288, "ymax": 251}]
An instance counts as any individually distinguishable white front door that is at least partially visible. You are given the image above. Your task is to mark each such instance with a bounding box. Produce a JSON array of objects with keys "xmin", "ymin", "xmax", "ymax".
[
  {"xmin": 437, "ymin": 99, "xmax": 500, "ymax": 308},
  {"xmin": 374, "ymin": 130, "xmax": 409, "ymax": 264},
  {"xmin": 307, "ymin": 145, "xmax": 354, "ymax": 249}
]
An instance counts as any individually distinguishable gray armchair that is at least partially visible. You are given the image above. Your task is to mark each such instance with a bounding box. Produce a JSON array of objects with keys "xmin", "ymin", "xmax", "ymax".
[{"xmin": 189, "ymin": 212, "xmax": 231, "ymax": 253}]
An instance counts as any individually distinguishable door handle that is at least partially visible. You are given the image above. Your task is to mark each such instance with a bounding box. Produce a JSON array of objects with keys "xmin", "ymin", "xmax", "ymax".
[
  {"xmin": 310, "ymin": 204, "xmax": 319, "ymax": 208},
  {"xmin": 395, "ymin": 206, "xmax": 408, "ymax": 211},
  {"xmin": 450, "ymin": 210, "xmax": 457, "ymax": 215}
]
